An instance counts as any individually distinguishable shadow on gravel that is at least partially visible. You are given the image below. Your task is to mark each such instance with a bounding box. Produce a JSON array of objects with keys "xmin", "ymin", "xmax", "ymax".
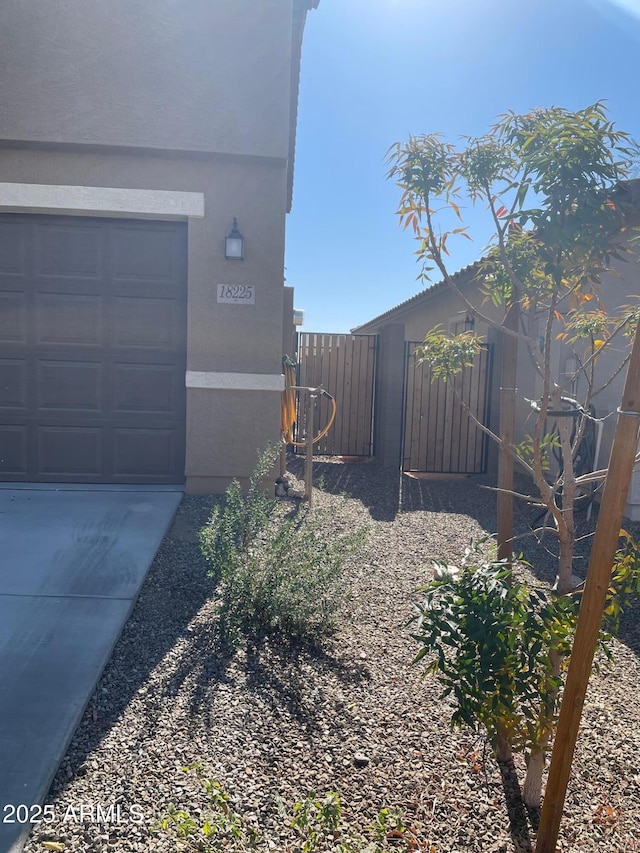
[
  {"xmin": 288, "ymin": 456, "xmax": 401, "ymax": 522},
  {"xmin": 403, "ymin": 471, "xmax": 640, "ymax": 662},
  {"xmin": 156, "ymin": 627, "xmax": 369, "ymax": 735},
  {"xmin": 289, "ymin": 456, "xmax": 499, "ymax": 530},
  {"xmin": 617, "ymin": 598, "xmax": 640, "ymax": 655},
  {"xmin": 497, "ymin": 755, "xmax": 536, "ymax": 853},
  {"xmin": 43, "ymin": 495, "xmax": 222, "ymax": 800},
  {"xmin": 294, "ymin": 458, "xmax": 640, "ymax": 661},
  {"xmin": 400, "ymin": 473, "xmax": 498, "ymax": 533},
  {"xmin": 243, "ymin": 642, "xmax": 369, "ymax": 725}
]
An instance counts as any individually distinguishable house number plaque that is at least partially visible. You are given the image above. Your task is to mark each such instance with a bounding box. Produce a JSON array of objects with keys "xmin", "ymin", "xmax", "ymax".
[{"xmin": 217, "ymin": 284, "xmax": 255, "ymax": 305}]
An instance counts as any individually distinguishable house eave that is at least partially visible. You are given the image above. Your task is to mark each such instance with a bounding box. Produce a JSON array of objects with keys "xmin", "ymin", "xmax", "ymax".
[
  {"xmin": 287, "ymin": 0, "xmax": 320, "ymax": 213},
  {"xmin": 351, "ymin": 262, "xmax": 481, "ymax": 333}
]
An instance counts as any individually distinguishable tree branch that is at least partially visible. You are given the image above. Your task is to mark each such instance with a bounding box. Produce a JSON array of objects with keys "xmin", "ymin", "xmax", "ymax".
[{"xmin": 422, "ymin": 203, "xmax": 531, "ymax": 344}]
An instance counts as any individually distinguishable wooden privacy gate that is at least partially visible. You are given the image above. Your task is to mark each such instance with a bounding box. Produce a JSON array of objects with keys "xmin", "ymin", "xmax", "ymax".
[
  {"xmin": 295, "ymin": 332, "xmax": 377, "ymax": 457},
  {"xmin": 402, "ymin": 342, "xmax": 494, "ymax": 474}
]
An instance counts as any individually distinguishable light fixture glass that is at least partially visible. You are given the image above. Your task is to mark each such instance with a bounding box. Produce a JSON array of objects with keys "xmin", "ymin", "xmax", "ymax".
[{"xmin": 225, "ymin": 217, "xmax": 244, "ymax": 260}]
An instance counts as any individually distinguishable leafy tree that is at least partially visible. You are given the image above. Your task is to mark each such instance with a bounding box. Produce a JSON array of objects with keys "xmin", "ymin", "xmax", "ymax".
[{"xmin": 387, "ymin": 103, "xmax": 640, "ymax": 809}]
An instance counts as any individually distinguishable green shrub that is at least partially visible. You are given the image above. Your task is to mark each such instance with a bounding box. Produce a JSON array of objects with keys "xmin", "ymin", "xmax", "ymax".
[
  {"xmin": 199, "ymin": 447, "xmax": 365, "ymax": 647},
  {"xmin": 410, "ymin": 548, "xmax": 579, "ymax": 756},
  {"xmin": 199, "ymin": 445, "xmax": 278, "ymax": 579},
  {"xmin": 411, "ymin": 539, "xmax": 640, "ymax": 760}
]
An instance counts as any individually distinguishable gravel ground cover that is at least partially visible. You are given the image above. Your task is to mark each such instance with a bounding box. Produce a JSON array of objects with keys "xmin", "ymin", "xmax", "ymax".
[{"xmin": 26, "ymin": 459, "xmax": 640, "ymax": 853}]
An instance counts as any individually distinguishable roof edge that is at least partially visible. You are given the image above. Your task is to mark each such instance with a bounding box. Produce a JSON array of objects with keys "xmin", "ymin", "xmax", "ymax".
[
  {"xmin": 352, "ymin": 178, "xmax": 640, "ymax": 332},
  {"xmin": 287, "ymin": 0, "xmax": 319, "ymax": 213},
  {"xmin": 351, "ymin": 261, "xmax": 481, "ymax": 333}
]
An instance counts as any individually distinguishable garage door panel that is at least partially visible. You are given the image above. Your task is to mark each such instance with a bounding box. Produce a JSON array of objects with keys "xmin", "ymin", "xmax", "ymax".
[
  {"xmin": 0, "ymin": 294, "xmax": 27, "ymax": 343},
  {"xmin": 0, "ymin": 221, "xmax": 26, "ymax": 275},
  {"xmin": 113, "ymin": 428, "xmax": 178, "ymax": 478},
  {"xmin": 112, "ymin": 296, "xmax": 179, "ymax": 348},
  {"xmin": 0, "ymin": 359, "xmax": 27, "ymax": 408},
  {"xmin": 0, "ymin": 214, "xmax": 186, "ymax": 484},
  {"xmin": 113, "ymin": 363, "xmax": 178, "ymax": 414},
  {"xmin": 111, "ymin": 226, "xmax": 178, "ymax": 282},
  {"xmin": 37, "ymin": 361, "xmax": 102, "ymax": 412},
  {"xmin": 35, "ymin": 223, "xmax": 103, "ymax": 279},
  {"xmin": 36, "ymin": 293, "xmax": 103, "ymax": 346},
  {"xmin": 0, "ymin": 425, "xmax": 27, "ymax": 475},
  {"xmin": 38, "ymin": 426, "xmax": 102, "ymax": 476}
]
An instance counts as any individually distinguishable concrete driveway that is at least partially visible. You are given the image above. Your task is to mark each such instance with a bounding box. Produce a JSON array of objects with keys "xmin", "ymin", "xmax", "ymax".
[{"xmin": 0, "ymin": 484, "xmax": 182, "ymax": 853}]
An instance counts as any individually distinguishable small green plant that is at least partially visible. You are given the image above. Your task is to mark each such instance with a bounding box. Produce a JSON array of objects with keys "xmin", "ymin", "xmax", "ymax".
[
  {"xmin": 603, "ymin": 529, "xmax": 640, "ymax": 632},
  {"xmin": 200, "ymin": 446, "xmax": 366, "ymax": 648},
  {"xmin": 287, "ymin": 790, "xmax": 414, "ymax": 852},
  {"xmin": 289, "ymin": 791, "xmax": 342, "ymax": 852},
  {"xmin": 156, "ymin": 767, "xmax": 419, "ymax": 852},
  {"xmin": 157, "ymin": 766, "xmax": 260, "ymax": 850},
  {"xmin": 368, "ymin": 807, "xmax": 408, "ymax": 848}
]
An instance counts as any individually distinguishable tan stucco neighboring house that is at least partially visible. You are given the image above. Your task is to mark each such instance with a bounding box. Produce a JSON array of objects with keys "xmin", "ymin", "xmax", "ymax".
[
  {"xmin": 0, "ymin": 0, "xmax": 318, "ymax": 492},
  {"xmin": 353, "ymin": 191, "xmax": 640, "ymax": 518}
]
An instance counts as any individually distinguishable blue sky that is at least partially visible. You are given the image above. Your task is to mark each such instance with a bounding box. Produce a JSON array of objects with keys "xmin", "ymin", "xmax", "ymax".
[{"xmin": 284, "ymin": 0, "xmax": 640, "ymax": 333}]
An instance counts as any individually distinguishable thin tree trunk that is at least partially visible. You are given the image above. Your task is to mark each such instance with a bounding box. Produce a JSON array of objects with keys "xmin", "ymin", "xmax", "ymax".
[
  {"xmin": 523, "ymin": 747, "xmax": 545, "ymax": 812},
  {"xmin": 497, "ymin": 303, "xmax": 519, "ymax": 563},
  {"xmin": 523, "ymin": 525, "xmax": 574, "ymax": 808},
  {"xmin": 555, "ymin": 390, "xmax": 577, "ymax": 594},
  {"xmin": 522, "ymin": 648, "xmax": 562, "ymax": 810},
  {"xmin": 496, "ymin": 727, "xmax": 513, "ymax": 765}
]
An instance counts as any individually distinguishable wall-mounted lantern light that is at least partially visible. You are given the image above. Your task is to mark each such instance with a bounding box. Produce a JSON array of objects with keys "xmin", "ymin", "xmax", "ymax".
[
  {"xmin": 225, "ymin": 218, "xmax": 244, "ymax": 260},
  {"xmin": 464, "ymin": 313, "xmax": 475, "ymax": 332}
]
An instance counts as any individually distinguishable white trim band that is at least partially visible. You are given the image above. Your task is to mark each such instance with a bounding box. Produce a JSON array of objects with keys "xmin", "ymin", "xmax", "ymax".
[
  {"xmin": 186, "ymin": 371, "xmax": 285, "ymax": 392},
  {"xmin": 0, "ymin": 182, "xmax": 205, "ymax": 219}
]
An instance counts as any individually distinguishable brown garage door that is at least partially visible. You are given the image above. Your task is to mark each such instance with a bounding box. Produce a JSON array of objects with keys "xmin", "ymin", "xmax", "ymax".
[{"xmin": 0, "ymin": 214, "xmax": 187, "ymax": 484}]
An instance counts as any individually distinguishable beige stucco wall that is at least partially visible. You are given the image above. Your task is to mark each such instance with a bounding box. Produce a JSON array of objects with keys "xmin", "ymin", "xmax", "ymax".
[
  {"xmin": 0, "ymin": 0, "xmax": 307, "ymax": 492},
  {"xmin": 0, "ymin": 0, "xmax": 293, "ymax": 160},
  {"xmin": 0, "ymin": 144, "xmax": 288, "ymax": 492},
  {"xmin": 282, "ymin": 286, "xmax": 296, "ymax": 359},
  {"xmin": 562, "ymin": 257, "xmax": 640, "ymax": 517},
  {"xmin": 186, "ymin": 389, "xmax": 282, "ymax": 494}
]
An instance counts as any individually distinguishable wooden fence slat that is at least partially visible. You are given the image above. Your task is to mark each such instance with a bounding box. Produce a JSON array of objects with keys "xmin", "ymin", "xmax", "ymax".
[
  {"xmin": 295, "ymin": 333, "xmax": 490, "ymax": 470},
  {"xmin": 318, "ymin": 333, "xmax": 331, "ymax": 453},
  {"xmin": 402, "ymin": 342, "xmax": 493, "ymax": 474},
  {"xmin": 466, "ymin": 356, "xmax": 481, "ymax": 472},
  {"xmin": 354, "ymin": 337, "xmax": 367, "ymax": 456},
  {"xmin": 458, "ymin": 364, "xmax": 471, "ymax": 471},
  {"xmin": 450, "ymin": 374, "xmax": 461, "ymax": 471},
  {"xmin": 361, "ymin": 337, "xmax": 376, "ymax": 456},
  {"xmin": 409, "ymin": 348, "xmax": 424, "ymax": 470},
  {"xmin": 295, "ymin": 332, "xmax": 376, "ymax": 458}
]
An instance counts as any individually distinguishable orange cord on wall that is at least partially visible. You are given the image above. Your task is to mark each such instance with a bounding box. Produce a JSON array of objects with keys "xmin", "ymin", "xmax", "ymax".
[{"xmin": 281, "ymin": 355, "xmax": 337, "ymax": 448}]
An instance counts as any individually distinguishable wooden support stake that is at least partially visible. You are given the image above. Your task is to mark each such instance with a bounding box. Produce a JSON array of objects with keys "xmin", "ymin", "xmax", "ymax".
[
  {"xmin": 536, "ymin": 316, "xmax": 640, "ymax": 853},
  {"xmin": 305, "ymin": 391, "xmax": 314, "ymax": 507},
  {"xmin": 497, "ymin": 303, "xmax": 519, "ymax": 563}
]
